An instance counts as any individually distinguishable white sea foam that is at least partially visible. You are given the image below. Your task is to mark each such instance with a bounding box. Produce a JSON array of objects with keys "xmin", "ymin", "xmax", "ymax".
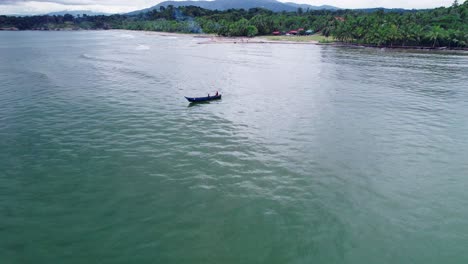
[
  {"xmin": 117, "ymin": 33, "xmax": 135, "ymax": 39},
  {"xmin": 136, "ymin": 45, "xmax": 150, "ymax": 50}
]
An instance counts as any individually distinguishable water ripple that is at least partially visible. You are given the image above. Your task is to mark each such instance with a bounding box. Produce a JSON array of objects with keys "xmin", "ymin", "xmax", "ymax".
[{"xmin": 1, "ymin": 31, "xmax": 468, "ymax": 264}]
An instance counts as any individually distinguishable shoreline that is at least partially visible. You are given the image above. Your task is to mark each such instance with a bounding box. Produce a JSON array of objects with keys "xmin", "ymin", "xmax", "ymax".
[
  {"xmin": 87, "ymin": 30, "xmax": 468, "ymax": 51},
  {"xmin": 113, "ymin": 29, "xmax": 320, "ymax": 45},
  {"xmin": 329, "ymin": 42, "xmax": 468, "ymax": 52},
  {"xmin": 2, "ymin": 28, "xmax": 467, "ymax": 52},
  {"xmin": 196, "ymin": 35, "xmax": 468, "ymax": 52}
]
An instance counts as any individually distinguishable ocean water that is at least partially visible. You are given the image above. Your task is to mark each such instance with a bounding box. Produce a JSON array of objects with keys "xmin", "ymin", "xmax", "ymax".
[{"xmin": 1, "ymin": 30, "xmax": 468, "ymax": 263}]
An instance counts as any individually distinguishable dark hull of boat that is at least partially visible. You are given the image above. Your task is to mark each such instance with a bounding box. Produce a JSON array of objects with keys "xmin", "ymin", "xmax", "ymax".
[{"xmin": 185, "ymin": 95, "xmax": 222, "ymax": 103}]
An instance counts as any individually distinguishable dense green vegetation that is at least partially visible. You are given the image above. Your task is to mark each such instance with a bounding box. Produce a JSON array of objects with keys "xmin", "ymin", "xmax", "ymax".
[
  {"xmin": 1, "ymin": 0, "xmax": 466, "ymax": 48},
  {"xmin": 332, "ymin": 1, "xmax": 468, "ymax": 47}
]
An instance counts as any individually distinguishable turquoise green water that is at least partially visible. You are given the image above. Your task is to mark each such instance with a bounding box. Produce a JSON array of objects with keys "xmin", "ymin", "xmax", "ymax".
[{"xmin": 1, "ymin": 31, "xmax": 468, "ymax": 263}]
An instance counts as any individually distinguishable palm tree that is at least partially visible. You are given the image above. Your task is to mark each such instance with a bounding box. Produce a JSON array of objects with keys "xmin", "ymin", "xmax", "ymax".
[
  {"xmin": 411, "ymin": 25, "xmax": 424, "ymax": 46},
  {"xmin": 427, "ymin": 26, "xmax": 446, "ymax": 47},
  {"xmin": 400, "ymin": 26, "xmax": 414, "ymax": 46},
  {"xmin": 387, "ymin": 24, "xmax": 402, "ymax": 47}
]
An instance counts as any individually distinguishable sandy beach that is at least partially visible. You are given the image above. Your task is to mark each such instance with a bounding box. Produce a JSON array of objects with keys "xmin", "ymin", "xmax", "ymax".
[{"xmin": 121, "ymin": 30, "xmax": 322, "ymax": 45}]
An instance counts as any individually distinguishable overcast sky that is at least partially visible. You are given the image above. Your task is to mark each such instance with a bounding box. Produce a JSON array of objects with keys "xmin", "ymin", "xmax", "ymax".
[{"xmin": 0, "ymin": 0, "xmax": 456, "ymax": 15}]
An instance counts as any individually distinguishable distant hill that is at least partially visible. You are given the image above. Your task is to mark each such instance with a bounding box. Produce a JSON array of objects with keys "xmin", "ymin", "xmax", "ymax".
[
  {"xmin": 46, "ymin": 10, "xmax": 110, "ymax": 16},
  {"xmin": 284, "ymin": 2, "xmax": 339, "ymax": 11},
  {"xmin": 128, "ymin": 0, "xmax": 340, "ymax": 15},
  {"xmin": 353, "ymin": 8, "xmax": 420, "ymax": 13}
]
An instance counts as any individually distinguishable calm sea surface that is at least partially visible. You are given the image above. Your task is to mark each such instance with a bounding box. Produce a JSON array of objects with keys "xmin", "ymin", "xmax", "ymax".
[{"xmin": 1, "ymin": 31, "xmax": 468, "ymax": 263}]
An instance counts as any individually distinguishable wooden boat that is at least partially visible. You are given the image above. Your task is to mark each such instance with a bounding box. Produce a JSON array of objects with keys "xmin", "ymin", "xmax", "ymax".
[{"xmin": 185, "ymin": 94, "xmax": 222, "ymax": 103}]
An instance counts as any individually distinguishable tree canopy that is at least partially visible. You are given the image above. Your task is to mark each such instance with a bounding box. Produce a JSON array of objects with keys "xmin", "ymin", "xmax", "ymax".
[{"xmin": 1, "ymin": 0, "xmax": 467, "ymax": 48}]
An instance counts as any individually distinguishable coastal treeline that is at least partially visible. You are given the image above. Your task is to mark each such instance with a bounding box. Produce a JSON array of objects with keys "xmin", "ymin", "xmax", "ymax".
[
  {"xmin": 331, "ymin": 1, "xmax": 468, "ymax": 47},
  {"xmin": 0, "ymin": 0, "xmax": 466, "ymax": 48}
]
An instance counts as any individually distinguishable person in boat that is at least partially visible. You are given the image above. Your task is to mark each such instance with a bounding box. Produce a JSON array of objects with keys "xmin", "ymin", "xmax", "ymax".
[{"xmin": 215, "ymin": 91, "xmax": 219, "ymax": 96}]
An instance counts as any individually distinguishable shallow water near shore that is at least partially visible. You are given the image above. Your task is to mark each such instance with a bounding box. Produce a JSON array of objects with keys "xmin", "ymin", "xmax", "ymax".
[{"xmin": 1, "ymin": 30, "xmax": 468, "ymax": 263}]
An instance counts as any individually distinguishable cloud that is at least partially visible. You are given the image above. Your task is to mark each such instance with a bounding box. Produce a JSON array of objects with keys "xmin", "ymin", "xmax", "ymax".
[
  {"xmin": 0, "ymin": 0, "xmax": 156, "ymax": 6},
  {"xmin": 0, "ymin": 0, "xmax": 161, "ymax": 15},
  {"xmin": 0, "ymin": 0, "xmax": 95, "ymax": 5}
]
